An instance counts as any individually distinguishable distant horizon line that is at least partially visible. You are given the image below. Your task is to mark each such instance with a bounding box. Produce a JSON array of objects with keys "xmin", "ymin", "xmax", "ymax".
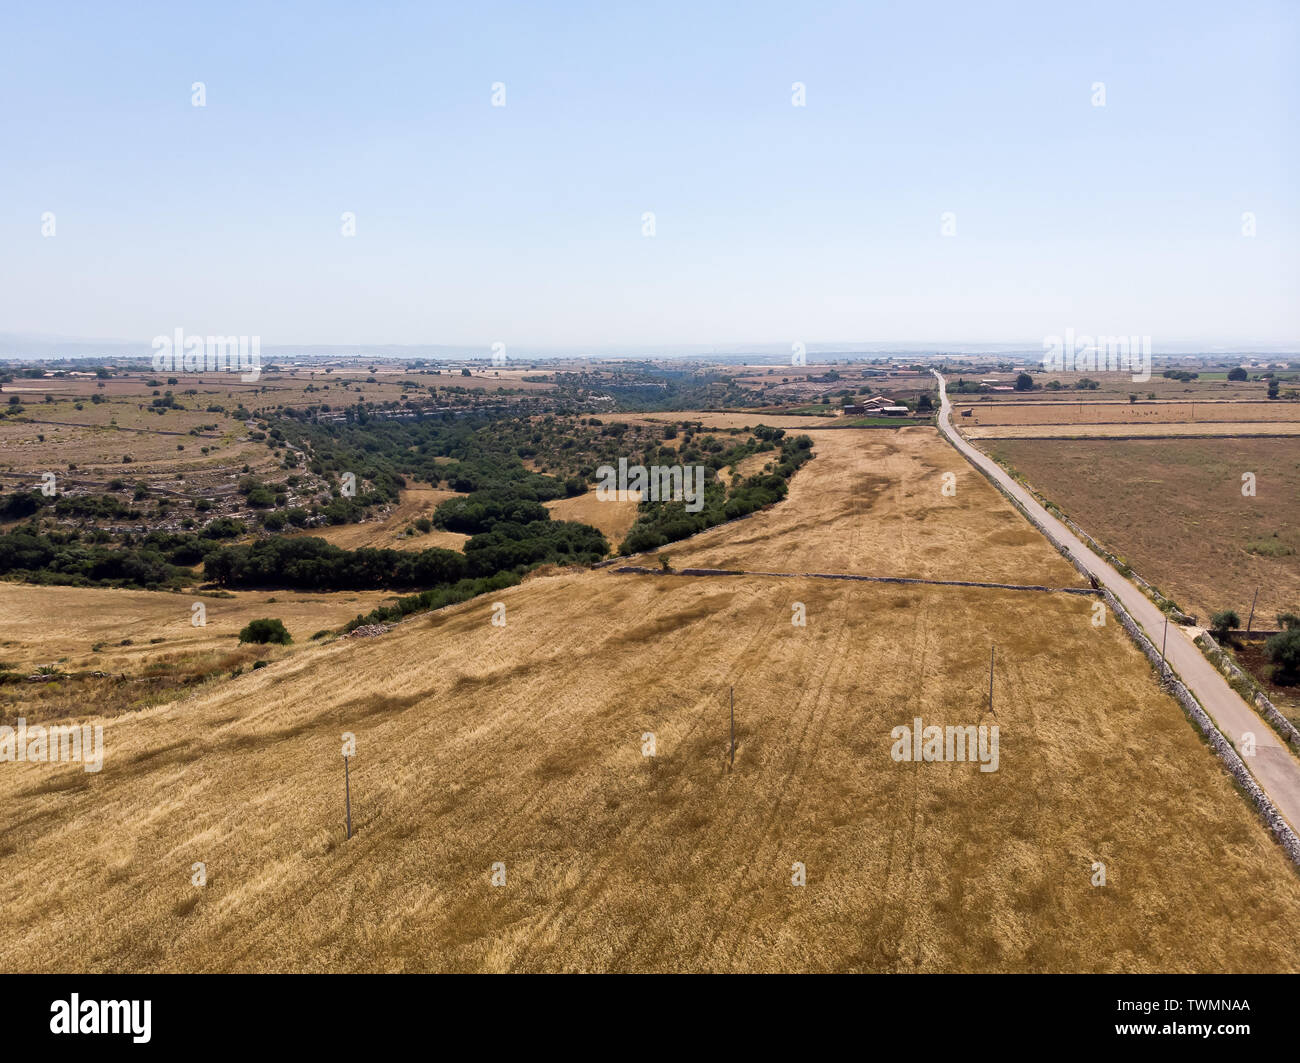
[{"xmin": 2, "ymin": 335, "xmax": 1297, "ymax": 360}]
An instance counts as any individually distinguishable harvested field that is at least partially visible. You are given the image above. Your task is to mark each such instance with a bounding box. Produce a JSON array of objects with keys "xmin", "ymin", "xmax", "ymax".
[
  {"xmin": 662, "ymin": 427, "xmax": 1083, "ymax": 587},
  {"xmin": 984, "ymin": 437, "xmax": 1300, "ymax": 624},
  {"xmin": 948, "ymin": 372, "xmax": 1283, "ymax": 404},
  {"xmin": 5, "ymin": 424, "xmax": 1300, "ymax": 974},
  {"xmin": 0, "ymin": 583, "xmax": 391, "ymax": 678},
  {"xmin": 954, "ymin": 400, "xmax": 1298, "ymax": 429},
  {"xmin": 0, "ymin": 583, "xmax": 393, "ymax": 721},
  {"xmin": 962, "ymin": 421, "xmax": 1300, "ymax": 440},
  {"xmin": 289, "ymin": 488, "xmax": 468, "ymax": 552},
  {"xmin": 716, "ymin": 451, "xmax": 776, "ymax": 487},
  {"xmin": 2, "ymin": 568, "xmax": 1300, "ymax": 972},
  {"xmin": 544, "ymin": 490, "xmax": 641, "ymax": 546}
]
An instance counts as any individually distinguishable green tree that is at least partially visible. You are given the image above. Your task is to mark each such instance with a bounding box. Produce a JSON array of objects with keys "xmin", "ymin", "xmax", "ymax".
[
  {"xmin": 1265, "ymin": 628, "xmax": 1300, "ymax": 682},
  {"xmin": 238, "ymin": 618, "xmax": 292, "ymax": 645},
  {"xmin": 1209, "ymin": 609, "xmax": 1240, "ymax": 640}
]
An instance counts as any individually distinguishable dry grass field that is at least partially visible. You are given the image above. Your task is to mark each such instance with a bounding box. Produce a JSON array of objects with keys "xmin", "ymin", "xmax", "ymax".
[
  {"xmin": 962, "ymin": 421, "xmax": 1300, "ymax": 440},
  {"xmin": 3, "ymin": 424, "xmax": 1299, "ymax": 973},
  {"xmin": 3, "ymin": 567, "xmax": 1300, "ymax": 972},
  {"xmin": 984, "ymin": 438, "xmax": 1300, "ymax": 624},
  {"xmin": 0, "ymin": 365, "xmax": 552, "ymax": 485},
  {"xmin": 716, "ymin": 451, "xmax": 774, "ymax": 487},
  {"xmin": 664, "ymin": 427, "xmax": 1082, "ymax": 587},
  {"xmin": 544, "ymin": 490, "xmax": 641, "ymax": 546},
  {"xmin": 954, "ymin": 400, "xmax": 1299, "ymax": 429},
  {"xmin": 730, "ymin": 367, "xmax": 936, "ymax": 403},
  {"xmin": 288, "ymin": 488, "xmax": 469, "ymax": 552},
  {"xmin": 947, "ymin": 371, "xmax": 1282, "ymax": 404},
  {"xmin": 0, "ymin": 583, "xmax": 392, "ymax": 674},
  {"xmin": 0, "ymin": 397, "xmax": 275, "ymax": 482},
  {"xmin": 0, "ymin": 378, "xmax": 286, "ymax": 505},
  {"xmin": 0, "ymin": 583, "xmax": 393, "ymax": 722},
  {"xmin": 602, "ymin": 410, "xmax": 834, "ymax": 432}
]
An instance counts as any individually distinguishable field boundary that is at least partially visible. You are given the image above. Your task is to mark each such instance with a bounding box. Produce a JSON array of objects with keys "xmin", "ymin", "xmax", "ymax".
[
  {"xmin": 962, "ymin": 430, "xmax": 1300, "ymax": 441},
  {"xmin": 971, "ymin": 450, "xmax": 1198, "ymax": 624},
  {"xmin": 590, "ymin": 511, "xmax": 760, "ymax": 569},
  {"xmin": 1193, "ymin": 630, "xmax": 1300, "ymax": 754},
  {"xmin": 952, "ymin": 399, "xmax": 1289, "ymax": 408},
  {"xmin": 611, "ymin": 565, "xmax": 1099, "ymax": 596},
  {"xmin": 1101, "ymin": 587, "xmax": 1300, "ymax": 867},
  {"xmin": 938, "ymin": 385, "xmax": 1300, "ymax": 868}
]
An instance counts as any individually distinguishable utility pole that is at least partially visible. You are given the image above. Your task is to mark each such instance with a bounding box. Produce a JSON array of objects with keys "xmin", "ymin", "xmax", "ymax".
[
  {"xmin": 1161, "ymin": 617, "xmax": 1169, "ymax": 675},
  {"xmin": 344, "ymin": 754, "xmax": 352, "ymax": 840},
  {"xmin": 1246, "ymin": 588, "xmax": 1260, "ymax": 634},
  {"xmin": 729, "ymin": 687, "xmax": 735, "ymax": 769},
  {"xmin": 988, "ymin": 645, "xmax": 996, "ymax": 717}
]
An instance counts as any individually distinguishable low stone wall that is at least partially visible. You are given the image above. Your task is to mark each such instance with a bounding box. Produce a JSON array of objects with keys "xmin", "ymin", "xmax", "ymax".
[
  {"xmin": 951, "ymin": 444, "xmax": 1101, "ymax": 591},
  {"xmin": 940, "ymin": 415, "xmax": 1300, "ymax": 868},
  {"xmin": 980, "ymin": 456, "xmax": 1196, "ymax": 623},
  {"xmin": 612, "ymin": 565, "xmax": 1098, "ymax": 596},
  {"xmin": 1054, "ymin": 512, "xmax": 1196, "ymax": 624},
  {"xmin": 1194, "ymin": 631, "xmax": 1300, "ymax": 754},
  {"xmin": 1105, "ymin": 590, "xmax": 1300, "ymax": 865}
]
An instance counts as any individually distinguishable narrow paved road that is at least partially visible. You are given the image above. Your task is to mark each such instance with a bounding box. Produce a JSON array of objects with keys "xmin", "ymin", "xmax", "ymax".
[{"xmin": 933, "ymin": 370, "xmax": 1300, "ymax": 833}]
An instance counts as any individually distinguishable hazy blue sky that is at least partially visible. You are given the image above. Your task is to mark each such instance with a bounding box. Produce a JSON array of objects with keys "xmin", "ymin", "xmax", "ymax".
[{"xmin": 2, "ymin": 0, "xmax": 1296, "ymax": 349}]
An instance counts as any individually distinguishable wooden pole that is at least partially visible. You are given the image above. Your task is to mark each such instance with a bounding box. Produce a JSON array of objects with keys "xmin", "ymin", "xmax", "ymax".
[
  {"xmin": 988, "ymin": 645, "xmax": 995, "ymax": 717},
  {"xmin": 729, "ymin": 687, "xmax": 735, "ymax": 768},
  {"xmin": 1161, "ymin": 617, "xmax": 1169, "ymax": 674},
  {"xmin": 344, "ymin": 755, "xmax": 352, "ymax": 840},
  {"xmin": 1246, "ymin": 588, "xmax": 1259, "ymax": 633}
]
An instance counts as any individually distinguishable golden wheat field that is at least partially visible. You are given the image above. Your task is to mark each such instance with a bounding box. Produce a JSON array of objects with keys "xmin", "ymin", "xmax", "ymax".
[
  {"xmin": 664, "ymin": 427, "xmax": 1082, "ymax": 586},
  {"xmin": 2, "ymin": 428, "xmax": 1299, "ymax": 973},
  {"xmin": 0, "ymin": 583, "xmax": 393, "ymax": 679},
  {"xmin": 544, "ymin": 489, "xmax": 641, "ymax": 546}
]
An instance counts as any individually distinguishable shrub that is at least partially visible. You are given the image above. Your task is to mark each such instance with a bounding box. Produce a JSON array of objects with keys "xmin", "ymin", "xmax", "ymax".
[
  {"xmin": 238, "ymin": 618, "xmax": 292, "ymax": 645},
  {"xmin": 1264, "ymin": 628, "xmax": 1300, "ymax": 682},
  {"xmin": 1245, "ymin": 539, "xmax": 1294, "ymax": 557},
  {"xmin": 1209, "ymin": 609, "xmax": 1240, "ymax": 640}
]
